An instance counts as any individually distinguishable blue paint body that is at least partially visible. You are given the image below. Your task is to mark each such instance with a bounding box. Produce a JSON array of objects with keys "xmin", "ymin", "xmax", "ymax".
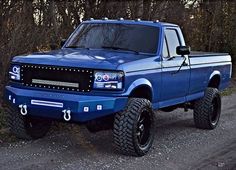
[{"xmin": 5, "ymin": 20, "xmax": 232, "ymax": 122}]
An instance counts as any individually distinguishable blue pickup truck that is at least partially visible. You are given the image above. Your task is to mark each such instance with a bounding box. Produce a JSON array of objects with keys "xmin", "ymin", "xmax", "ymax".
[{"xmin": 5, "ymin": 19, "xmax": 232, "ymax": 156}]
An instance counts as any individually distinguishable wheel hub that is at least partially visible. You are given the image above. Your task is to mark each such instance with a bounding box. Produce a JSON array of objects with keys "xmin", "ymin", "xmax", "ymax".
[
  {"xmin": 136, "ymin": 110, "xmax": 152, "ymax": 146},
  {"xmin": 139, "ymin": 124, "xmax": 144, "ymax": 131}
]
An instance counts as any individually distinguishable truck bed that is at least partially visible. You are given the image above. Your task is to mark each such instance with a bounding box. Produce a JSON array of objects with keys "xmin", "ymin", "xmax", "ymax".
[{"xmin": 189, "ymin": 51, "xmax": 229, "ymax": 58}]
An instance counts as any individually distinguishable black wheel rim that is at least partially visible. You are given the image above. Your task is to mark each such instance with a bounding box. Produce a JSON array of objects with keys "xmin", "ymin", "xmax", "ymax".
[
  {"xmin": 210, "ymin": 96, "xmax": 221, "ymax": 125},
  {"xmin": 136, "ymin": 110, "xmax": 152, "ymax": 147}
]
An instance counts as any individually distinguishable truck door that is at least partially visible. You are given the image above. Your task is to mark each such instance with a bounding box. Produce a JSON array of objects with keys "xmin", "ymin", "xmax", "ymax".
[{"xmin": 160, "ymin": 28, "xmax": 190, "ymax": 107}]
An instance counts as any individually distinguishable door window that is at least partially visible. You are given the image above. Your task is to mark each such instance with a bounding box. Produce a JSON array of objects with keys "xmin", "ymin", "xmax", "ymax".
[{"xmin": 165, "ymin": 29, "xmax": 180, "ymax": 57}]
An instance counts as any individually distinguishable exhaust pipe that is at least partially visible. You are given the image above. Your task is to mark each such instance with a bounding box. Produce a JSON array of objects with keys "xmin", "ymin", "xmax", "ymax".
[
  {"xmin": 62, "ymin": 109, "xmax": 71, "ymax": 121},
  {"xmin": 19, "ymin": 104, "xmax": 28, "ymax": 116}
]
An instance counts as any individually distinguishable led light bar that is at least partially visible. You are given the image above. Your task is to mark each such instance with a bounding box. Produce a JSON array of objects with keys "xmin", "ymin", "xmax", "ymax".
[
  {"xmin": 32, "ymin": 79, "xmax": 79, "ymax": 88},
  {"xmin": 31, "ymin": 100, "xmax": 63, "ymax": 108}
]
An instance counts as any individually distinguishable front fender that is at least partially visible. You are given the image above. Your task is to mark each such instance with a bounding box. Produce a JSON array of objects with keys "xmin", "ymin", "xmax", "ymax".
[{"xmin": 122, "ymin": 78, "xmax": 153, "ymax": 96}]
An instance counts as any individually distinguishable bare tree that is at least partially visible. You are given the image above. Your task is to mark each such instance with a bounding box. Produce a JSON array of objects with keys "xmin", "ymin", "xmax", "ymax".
[{"xmin": 0, "ymin": 0, "xmax": 235, "ymax": 105}]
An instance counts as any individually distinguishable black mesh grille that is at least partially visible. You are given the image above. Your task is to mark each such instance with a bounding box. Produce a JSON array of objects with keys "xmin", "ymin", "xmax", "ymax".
[{"xmin": 20, "ymin": 64, "xmax": 93, "ymax": 92}]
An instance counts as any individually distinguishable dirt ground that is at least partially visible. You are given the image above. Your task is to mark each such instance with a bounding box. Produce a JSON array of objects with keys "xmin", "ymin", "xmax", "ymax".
[{"xmin": 0, "ymin": 92, "xmax": 236, "ymax": 170}]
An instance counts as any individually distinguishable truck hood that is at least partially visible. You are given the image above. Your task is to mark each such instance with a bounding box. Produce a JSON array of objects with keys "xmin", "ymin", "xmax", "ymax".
[{"xmin": 13, "ymin": 48, "xmax": 151, "ymax": 70}]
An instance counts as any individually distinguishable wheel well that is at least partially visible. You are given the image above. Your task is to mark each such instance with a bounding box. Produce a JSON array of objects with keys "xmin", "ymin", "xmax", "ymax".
[
  {"xmin": 129, "ymin": 86, "xmax": 153, "ymax": 102},
  {"xmin": 208, "ymin": 75, "xmax": 220, "ymax": 89}
]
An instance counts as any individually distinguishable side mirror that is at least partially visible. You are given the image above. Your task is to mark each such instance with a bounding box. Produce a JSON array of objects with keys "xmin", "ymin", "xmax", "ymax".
[
  {"xmin": 176, "ymin": 46, "xmax": 191, "ymax": 55},
  {"xmin": 60, "ymin": 39, "xmax": 67, "ymax": 48}
]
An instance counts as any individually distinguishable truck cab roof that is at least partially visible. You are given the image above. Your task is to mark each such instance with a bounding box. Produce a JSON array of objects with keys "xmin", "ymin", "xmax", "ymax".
[{"xmin": 82, "ymin": 18, "xmax": 179, "ymax": 28}]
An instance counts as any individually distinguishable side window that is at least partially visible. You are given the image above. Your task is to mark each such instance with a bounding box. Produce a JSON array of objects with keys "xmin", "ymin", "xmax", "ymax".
[
  {"xmin": 165, "ymin": 29, "xmax": 180, "ymax": 57},
  {"xmin": 162, "ymin": 37, "xmax": 169, "ymax": 58}
]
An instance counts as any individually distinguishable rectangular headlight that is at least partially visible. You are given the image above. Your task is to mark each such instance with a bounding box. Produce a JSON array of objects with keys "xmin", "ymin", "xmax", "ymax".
[
  {"xmin": 9, "ymin": 65, "xmax": 21, "ymax": 81},
  {"xmin": 93, "ymin": 71, "xmax": 124, "ymax": 90}
]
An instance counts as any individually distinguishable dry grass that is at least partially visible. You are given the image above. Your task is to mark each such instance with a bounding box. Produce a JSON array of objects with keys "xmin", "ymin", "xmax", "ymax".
[
  {"xmin": 221, "ymin": 87, "xmax": 236, "ymax": 96},
  {"xmin": 0, "ymin": 108, "xmax": 6, "ymax": 130}
]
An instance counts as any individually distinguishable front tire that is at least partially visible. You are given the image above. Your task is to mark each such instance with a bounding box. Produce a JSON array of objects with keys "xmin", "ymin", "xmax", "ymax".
[
  {"xmin": 6, "ymin": 106, "xmax": 52, "ymax": 140},
  {"xmin": 113, "ymin": 98, "xmax": 155, "ymax": 156},
  {"xmin": 194, "ymin": 88, "xmax": 221, "ymax": 129}
]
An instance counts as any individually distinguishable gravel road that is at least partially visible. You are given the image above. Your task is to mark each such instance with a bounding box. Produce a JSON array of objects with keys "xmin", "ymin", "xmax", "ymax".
[{"xmin": 0, "ymin": 93, "xmax": 236, "ymax": 170}]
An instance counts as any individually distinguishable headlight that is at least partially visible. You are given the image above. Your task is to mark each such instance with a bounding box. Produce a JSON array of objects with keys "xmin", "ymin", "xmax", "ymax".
[
  {"xmin": 9, "ymin": 65, "xmax": 21, "ymax": 81},
  {"xmin": 93, "ymin": 71, "xmax": 124, "ymax": 90}
]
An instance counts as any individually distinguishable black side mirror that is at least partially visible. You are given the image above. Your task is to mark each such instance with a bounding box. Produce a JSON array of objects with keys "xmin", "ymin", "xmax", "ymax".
[
  {"xmin": 176, "ymin": 46, "xmax": 191, "ymax": 55},
  {"xmin": 60, "ymin": 39, "xmax": 67, "ymax": 48}
]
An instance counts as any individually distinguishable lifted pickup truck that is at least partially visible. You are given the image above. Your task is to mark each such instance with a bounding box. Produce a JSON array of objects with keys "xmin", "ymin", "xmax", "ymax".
[{"xmin": 5, "ymin": 19, "xmax": 232, "ymax": 156}]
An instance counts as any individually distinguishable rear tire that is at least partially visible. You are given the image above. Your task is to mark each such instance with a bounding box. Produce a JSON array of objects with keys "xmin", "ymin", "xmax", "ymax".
[
  {"xmin": 194, "ymin": 88, "xmax": 221, "ymax": 129},
  {"xmin": 113, "ymin": 98, "xmax": 155, "ymax": 156},
  {"xmin": 6, "ymin": 106, "xmax": 52, "ymax": 140}
]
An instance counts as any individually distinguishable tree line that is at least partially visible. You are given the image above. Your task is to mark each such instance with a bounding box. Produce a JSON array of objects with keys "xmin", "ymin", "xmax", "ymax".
[{"xmin": 0, "ymin": 0, "xmax": 235, "ymax": 104}]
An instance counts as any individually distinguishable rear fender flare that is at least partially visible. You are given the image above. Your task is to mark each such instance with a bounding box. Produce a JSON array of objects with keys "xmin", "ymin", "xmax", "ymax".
[{"xmin": 209, "ymin": 70, "xmax": 221, "ymax": 81}]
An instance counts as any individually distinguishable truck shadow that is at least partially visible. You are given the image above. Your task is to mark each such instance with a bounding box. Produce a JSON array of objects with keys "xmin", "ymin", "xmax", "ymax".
[
  {"xmin": 46, "ymin": 116, "xmax": 197, "ymax": 156},
  {"xmin": 0, "ymin": 114, "xmax": 203, "ymax": 158}
]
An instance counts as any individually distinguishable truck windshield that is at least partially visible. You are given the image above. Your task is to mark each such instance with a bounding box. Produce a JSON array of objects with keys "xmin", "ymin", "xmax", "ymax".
[{"xmin": 65, "ymin": 23, "xmax": 159, "ymax": 54}]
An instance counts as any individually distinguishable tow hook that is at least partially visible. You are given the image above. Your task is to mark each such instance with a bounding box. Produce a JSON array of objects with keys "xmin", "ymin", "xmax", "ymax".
[
  {"xmin": 62, "ymin": 109, "xmax": 71, "ymax": 121},
  {"xmin": 19, "ymin": 104, "xmax": 28, "ymax": 116}
]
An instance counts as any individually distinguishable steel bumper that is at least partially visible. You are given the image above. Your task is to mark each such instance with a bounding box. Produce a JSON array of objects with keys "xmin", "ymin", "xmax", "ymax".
[{"xmin": 5, "ymin": 86, "xmax": 128, "ymax": 122}]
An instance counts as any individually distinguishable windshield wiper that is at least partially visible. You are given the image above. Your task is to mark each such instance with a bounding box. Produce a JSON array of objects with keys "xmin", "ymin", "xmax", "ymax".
[
  {"xmin": 65, "ymin": 45, "xmax": 79, "ymax": 48},
  {"xmin": 101, "ymin": 46, "xmax": 139, "ymax": 54},
  {"xmin": 167, "ymin": 56, "xmax": 176, "ymax": 61},
  {"xmin": 65, "ymin": 45, "xmax": 90, "ymax": 50}
]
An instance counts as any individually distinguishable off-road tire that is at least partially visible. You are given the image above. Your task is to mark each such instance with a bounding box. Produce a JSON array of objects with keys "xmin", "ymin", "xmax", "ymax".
[
  {"xmin": 194, "ymin": 87, "xmax": 221, "ymax": 129},
  {"xmin": 6, "ymin": 105, "xmax": 52, "ymax": 140},
  {"xmin": 113, "ymin": 98, "xmax": 155, "ymax": 156}
]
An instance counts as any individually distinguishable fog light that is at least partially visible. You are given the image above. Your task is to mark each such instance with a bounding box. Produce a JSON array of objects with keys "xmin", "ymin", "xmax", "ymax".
[
  {"xmin": 97, "ymin": 105, "xmax": 103, "ymax": 110},
  {"xmin": 84, "ymin": 107, "xmax": 89, "ymax": 112}
]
